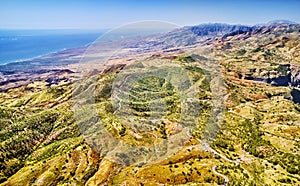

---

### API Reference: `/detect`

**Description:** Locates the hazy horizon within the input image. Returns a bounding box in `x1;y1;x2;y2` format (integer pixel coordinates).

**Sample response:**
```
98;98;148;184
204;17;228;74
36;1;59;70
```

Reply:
0;20;299;31
1;0;300;29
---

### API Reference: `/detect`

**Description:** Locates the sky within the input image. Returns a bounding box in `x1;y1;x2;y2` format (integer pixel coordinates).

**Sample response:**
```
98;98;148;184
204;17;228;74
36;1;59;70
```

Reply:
0;0;299;29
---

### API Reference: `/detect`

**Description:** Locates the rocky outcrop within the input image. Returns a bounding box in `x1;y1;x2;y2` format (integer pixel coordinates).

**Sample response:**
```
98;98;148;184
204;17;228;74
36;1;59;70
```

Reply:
249;65;300;87
247;65;300;104
291;88;300;104
270;75;291;86
290;66;300;87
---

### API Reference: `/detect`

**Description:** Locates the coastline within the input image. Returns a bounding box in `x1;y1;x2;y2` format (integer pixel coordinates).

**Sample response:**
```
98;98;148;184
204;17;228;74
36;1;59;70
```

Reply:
0;30;103;67
0;45;87;73
0;44;89;68
0;45;72;66
0;39;96;67
0;44;88;91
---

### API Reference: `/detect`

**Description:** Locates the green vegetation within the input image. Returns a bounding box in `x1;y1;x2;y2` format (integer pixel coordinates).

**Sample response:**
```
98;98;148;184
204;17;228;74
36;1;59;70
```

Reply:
1;24;300;185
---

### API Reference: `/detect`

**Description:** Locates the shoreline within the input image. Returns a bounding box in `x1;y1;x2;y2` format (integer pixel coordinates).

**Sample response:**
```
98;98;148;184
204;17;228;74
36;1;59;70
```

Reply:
0;45;89;68
0;39;96;67
0;48;68;66
0;31;103;67
0;45;88;74
0;44;88;91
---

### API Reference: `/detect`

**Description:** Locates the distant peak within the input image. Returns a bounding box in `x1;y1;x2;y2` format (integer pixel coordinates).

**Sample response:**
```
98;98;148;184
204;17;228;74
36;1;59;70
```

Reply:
266;20;298;25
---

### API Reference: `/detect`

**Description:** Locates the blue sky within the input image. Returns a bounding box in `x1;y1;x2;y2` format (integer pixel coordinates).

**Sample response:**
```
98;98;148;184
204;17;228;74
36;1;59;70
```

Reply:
0;0;299;29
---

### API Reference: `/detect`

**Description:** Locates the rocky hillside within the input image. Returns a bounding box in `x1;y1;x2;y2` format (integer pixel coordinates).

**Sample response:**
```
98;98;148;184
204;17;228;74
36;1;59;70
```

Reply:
0;22;300;185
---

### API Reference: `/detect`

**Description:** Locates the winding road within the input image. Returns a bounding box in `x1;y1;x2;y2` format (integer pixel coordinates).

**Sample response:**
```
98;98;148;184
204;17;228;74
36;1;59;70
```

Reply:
186;130;240;185
212;165;229;185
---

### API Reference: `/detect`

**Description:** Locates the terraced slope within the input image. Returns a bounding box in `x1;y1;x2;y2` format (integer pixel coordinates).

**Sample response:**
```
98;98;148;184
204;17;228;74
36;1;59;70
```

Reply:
0;23;300;185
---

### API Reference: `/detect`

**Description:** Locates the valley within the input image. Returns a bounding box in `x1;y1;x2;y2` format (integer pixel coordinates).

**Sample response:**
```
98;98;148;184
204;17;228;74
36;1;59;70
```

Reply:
0;22;300;185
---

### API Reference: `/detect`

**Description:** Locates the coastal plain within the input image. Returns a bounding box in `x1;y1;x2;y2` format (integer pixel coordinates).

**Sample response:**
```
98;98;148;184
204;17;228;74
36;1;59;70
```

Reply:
0;23;300;185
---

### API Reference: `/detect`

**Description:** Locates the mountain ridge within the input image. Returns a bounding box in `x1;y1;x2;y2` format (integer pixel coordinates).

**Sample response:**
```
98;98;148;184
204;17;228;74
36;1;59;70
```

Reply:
1;21;300;185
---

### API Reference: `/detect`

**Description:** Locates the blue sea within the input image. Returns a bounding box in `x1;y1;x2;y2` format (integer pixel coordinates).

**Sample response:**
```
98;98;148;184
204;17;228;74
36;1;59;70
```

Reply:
0;29;104;65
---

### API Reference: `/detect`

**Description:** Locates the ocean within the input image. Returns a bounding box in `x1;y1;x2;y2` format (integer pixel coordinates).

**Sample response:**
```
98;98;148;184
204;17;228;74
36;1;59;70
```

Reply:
0;29;104;65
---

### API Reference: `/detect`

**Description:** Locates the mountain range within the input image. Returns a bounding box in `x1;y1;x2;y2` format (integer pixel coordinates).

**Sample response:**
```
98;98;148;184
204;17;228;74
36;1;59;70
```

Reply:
0;21;300;185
